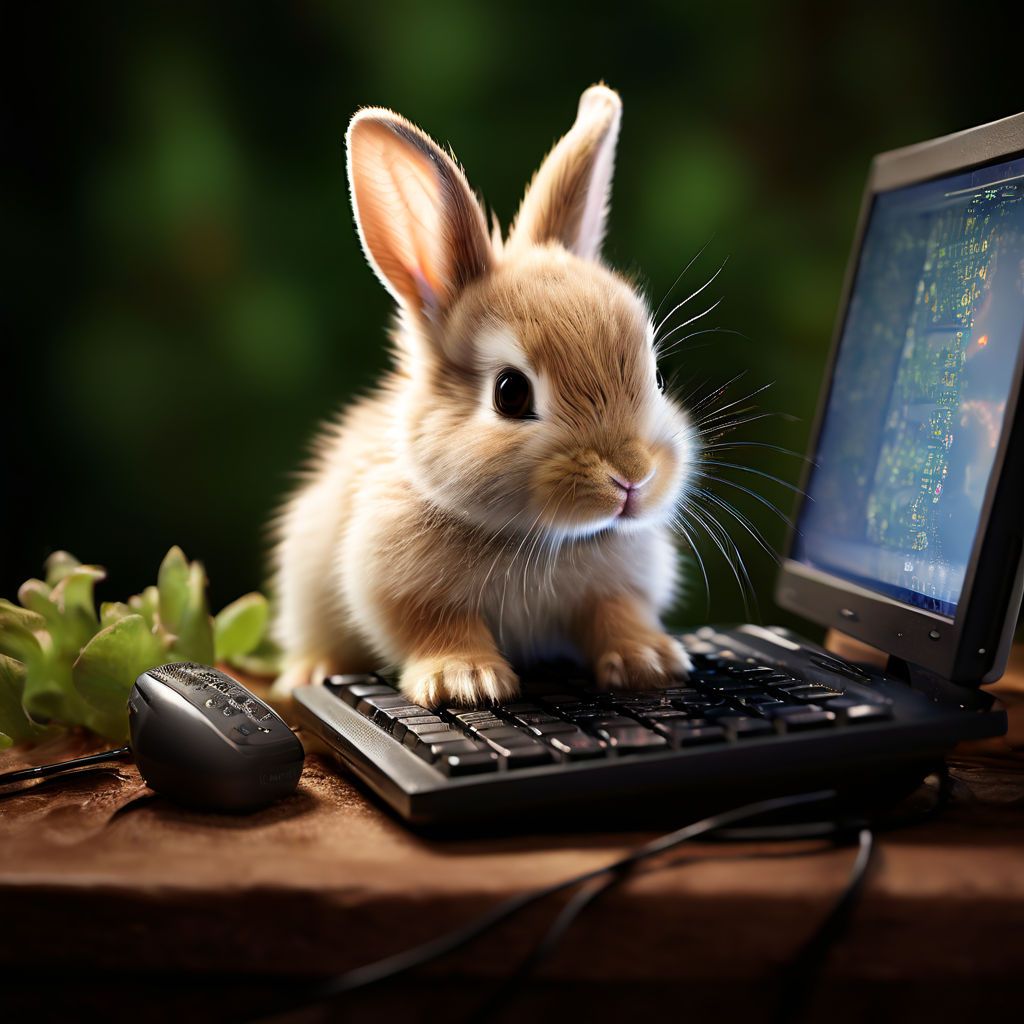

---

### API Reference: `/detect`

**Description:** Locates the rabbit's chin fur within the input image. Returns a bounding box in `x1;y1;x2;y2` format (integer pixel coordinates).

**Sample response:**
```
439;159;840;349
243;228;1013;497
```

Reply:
272;86;698;707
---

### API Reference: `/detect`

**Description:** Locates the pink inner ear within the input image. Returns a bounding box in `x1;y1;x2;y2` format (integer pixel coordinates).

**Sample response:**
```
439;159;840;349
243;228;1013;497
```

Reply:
351;119;448;313
386;151;445;302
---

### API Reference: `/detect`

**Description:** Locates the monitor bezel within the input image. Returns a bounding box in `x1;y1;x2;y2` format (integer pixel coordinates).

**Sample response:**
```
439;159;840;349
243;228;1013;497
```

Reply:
775;112;1024;686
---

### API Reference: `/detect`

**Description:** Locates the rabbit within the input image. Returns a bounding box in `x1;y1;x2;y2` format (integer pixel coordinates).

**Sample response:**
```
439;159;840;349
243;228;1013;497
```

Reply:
272;84;696;707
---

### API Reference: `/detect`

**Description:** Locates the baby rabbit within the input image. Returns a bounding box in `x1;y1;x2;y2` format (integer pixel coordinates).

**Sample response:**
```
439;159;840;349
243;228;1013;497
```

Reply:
273;85;696;706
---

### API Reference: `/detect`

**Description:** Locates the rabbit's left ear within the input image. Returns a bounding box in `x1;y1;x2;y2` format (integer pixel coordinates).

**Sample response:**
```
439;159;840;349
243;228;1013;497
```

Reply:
507;85;622;261
347;108;492;320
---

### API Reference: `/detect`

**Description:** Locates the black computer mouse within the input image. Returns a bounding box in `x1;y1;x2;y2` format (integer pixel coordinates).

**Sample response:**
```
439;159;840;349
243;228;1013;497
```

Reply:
128;663;305;812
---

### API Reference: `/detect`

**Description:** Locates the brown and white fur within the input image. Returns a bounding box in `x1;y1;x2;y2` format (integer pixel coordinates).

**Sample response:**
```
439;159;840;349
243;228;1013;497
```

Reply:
272;85;696;706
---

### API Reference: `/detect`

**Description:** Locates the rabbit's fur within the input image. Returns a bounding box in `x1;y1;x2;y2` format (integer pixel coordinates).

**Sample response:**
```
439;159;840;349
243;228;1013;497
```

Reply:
273;85;696;706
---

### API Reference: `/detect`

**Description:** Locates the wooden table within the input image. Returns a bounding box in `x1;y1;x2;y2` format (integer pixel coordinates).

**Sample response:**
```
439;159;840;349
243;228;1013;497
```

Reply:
2;639;1022;1023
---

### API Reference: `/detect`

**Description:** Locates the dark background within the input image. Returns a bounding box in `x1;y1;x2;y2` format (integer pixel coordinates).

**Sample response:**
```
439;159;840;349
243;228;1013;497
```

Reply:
5;0;1022;632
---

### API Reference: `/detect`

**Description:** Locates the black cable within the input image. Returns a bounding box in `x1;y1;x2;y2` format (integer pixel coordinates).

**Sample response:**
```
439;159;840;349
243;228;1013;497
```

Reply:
469;821;871;1022
0;746;132;787
773;827;876;1024
249;788;837;1023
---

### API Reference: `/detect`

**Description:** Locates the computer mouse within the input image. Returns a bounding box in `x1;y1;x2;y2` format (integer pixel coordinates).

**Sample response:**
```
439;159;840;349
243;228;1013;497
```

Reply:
128;663;305;812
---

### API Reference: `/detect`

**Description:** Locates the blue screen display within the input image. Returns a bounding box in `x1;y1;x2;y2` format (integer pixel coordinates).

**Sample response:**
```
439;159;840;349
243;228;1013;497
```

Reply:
792;155;1024;618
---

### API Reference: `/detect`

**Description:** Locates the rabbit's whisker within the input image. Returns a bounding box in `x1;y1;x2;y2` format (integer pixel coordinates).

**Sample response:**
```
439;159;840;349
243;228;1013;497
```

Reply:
695;487;780;565
682;498;756;619
700;412;797;440
699;459;807;497
701;441;814;464
695;380;774;426
670;511;711;619
652;297;723;351
654;257;729;339
657;327;747;359
650;237;714;325
689;469;796;527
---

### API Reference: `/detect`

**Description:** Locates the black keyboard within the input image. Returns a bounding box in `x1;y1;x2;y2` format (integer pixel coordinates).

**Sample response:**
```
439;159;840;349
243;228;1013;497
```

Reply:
329;653;894;778
294;627;1005;826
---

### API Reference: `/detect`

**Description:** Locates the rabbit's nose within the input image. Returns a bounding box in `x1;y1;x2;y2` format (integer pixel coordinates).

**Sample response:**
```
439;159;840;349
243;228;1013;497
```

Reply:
609;466;656;492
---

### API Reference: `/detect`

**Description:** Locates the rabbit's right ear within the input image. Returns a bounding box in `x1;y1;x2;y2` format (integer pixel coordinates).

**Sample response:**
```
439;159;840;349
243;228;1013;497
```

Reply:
507;85;622;262
347;109;493;321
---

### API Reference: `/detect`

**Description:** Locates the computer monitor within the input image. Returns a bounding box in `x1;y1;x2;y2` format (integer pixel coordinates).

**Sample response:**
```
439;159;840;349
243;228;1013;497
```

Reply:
777;113;1024;685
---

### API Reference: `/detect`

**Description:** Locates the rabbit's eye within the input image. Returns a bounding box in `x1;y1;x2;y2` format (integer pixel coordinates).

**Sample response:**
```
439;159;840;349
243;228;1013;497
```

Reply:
494;369;534;419
656;367;666;393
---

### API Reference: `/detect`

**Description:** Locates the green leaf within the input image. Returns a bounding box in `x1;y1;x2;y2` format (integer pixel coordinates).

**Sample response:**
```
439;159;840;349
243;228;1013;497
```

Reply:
158;546;190;633
0;598;46;631
170;561;214;664
44;551;82;587
225;641;282;678
214;592;268;660
101;601;134;627
0;602;45;663
49;566;105;654
129;585;161;630
72;615;164;720
22;649;90;725
0;655;43;746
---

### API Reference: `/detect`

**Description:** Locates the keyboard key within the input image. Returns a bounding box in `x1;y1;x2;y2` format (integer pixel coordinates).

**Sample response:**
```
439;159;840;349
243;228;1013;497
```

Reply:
596;726;669;753
635;708;690;723
540;694;583;707
654;721;727;747
400;720;452;745
475;727;553;760
523;720;581;737
833;701;892;724
438;751;499;776
338;681;396;707
771;708;837;731
701;704;756;721
357;694;417;716
369;704;433;730
735;695;785;713
774;685;842;702
715;715;775;739
391;715;446;741
502;743;556;769
501;703;545;714
545;732;607;760
452;710;502;723
728;666;778;679
670;697;726;711
702;680;762;694
587;715;637;731
563;708;609;721
511;711;562;726
470;725;527;741
413;737;483;762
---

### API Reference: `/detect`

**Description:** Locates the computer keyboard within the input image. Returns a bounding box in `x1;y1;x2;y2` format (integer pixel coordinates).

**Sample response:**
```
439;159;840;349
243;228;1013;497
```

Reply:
295;627;1005;825
323;651;894;779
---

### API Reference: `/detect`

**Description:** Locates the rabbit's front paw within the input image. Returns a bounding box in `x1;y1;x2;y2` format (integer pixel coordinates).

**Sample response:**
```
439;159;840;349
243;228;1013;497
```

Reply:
594;631;692;690
400;655;520;708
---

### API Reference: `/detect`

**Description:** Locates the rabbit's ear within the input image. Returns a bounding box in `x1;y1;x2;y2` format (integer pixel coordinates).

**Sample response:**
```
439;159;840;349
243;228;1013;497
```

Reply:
508;85;622;261
347;109;492;319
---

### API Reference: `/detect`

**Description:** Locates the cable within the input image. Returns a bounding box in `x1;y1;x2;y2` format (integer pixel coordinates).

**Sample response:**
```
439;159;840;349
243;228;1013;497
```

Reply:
249;788;837;1023
0;746;132;787
469;821;872;1022
773;828;876;1023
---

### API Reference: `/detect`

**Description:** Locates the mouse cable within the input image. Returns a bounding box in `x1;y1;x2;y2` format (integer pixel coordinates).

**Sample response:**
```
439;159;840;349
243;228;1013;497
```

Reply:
473;765;951;1022
468;824;874;1024
772;827;875;1024
0;747;132;788
249;788;838;1023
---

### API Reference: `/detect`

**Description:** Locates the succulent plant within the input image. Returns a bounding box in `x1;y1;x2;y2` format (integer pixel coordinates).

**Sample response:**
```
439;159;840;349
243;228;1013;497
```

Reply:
0;548;279;748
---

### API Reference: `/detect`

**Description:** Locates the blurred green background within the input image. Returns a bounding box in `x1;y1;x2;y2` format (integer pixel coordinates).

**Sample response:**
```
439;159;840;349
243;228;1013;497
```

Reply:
5;0;1021;631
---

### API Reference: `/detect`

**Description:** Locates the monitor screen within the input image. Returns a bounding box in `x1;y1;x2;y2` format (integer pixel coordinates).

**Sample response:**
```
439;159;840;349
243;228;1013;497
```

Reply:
791;154;1024;619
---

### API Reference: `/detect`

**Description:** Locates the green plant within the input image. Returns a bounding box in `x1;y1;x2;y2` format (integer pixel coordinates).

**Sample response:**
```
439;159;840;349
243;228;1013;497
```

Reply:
0;548;279;748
